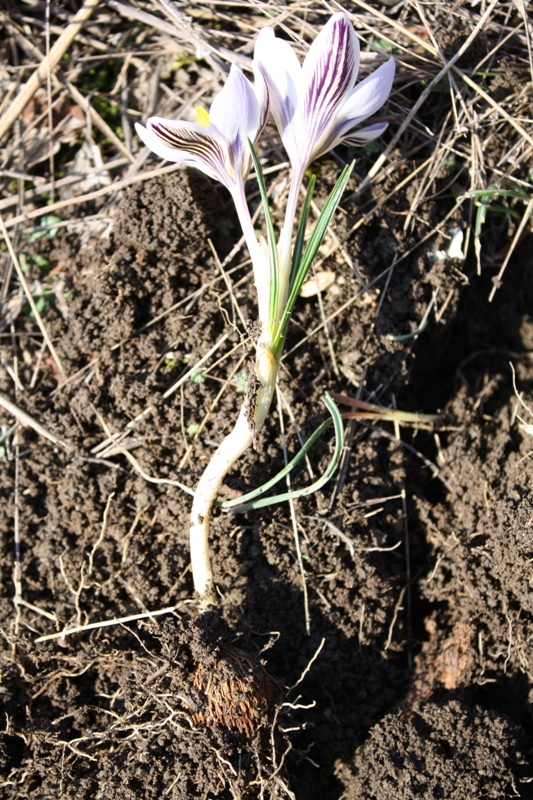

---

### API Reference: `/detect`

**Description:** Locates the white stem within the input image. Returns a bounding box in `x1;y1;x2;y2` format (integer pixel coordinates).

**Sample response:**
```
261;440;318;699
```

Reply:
190;334;277;609
231;184;270;323
277;166;305;316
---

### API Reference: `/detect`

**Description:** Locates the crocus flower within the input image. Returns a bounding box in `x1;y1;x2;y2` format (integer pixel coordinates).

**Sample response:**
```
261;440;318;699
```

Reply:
254;12;394;304
135;63;267;193
135;63;271;320
254;12;395;177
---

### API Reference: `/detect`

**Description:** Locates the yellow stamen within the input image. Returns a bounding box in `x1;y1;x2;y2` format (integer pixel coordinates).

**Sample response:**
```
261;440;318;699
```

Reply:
195;105;210;127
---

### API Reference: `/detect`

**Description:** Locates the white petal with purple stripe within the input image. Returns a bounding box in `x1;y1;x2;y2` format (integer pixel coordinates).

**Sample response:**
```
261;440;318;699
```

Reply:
135;119;234;188
299;13;359;160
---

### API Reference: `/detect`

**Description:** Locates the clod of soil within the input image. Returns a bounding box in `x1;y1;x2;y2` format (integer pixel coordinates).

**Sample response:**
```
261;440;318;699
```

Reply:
344;699;528;800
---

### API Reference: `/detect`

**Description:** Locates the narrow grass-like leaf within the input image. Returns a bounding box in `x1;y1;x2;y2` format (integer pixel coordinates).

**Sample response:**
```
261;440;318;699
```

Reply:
273;162;354;358
465;188;531;202
248;138;278;331
387;315;429;342
221;392;344;513
288;175;316;292
297;161;354;280
220;416;330;509
333;393;439;424
465;183;533;258
476;205;521;219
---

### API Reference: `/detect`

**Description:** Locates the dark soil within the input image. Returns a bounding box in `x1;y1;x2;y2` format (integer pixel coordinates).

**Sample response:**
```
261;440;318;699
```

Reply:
1;166;533;799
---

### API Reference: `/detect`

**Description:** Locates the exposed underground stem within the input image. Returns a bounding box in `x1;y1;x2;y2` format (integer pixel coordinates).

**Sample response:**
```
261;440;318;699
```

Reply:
190;336;277;610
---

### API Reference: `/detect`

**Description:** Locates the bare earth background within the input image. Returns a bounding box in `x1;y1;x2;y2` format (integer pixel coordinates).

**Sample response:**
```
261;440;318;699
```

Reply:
1;2;533;798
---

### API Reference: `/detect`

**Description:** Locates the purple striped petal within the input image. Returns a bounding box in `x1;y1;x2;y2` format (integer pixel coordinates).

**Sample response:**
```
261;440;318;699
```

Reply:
343;121;389;146
298;14;359;163
136;119;234;189
299;13;359;156
252;14;394;171
336;58;395;136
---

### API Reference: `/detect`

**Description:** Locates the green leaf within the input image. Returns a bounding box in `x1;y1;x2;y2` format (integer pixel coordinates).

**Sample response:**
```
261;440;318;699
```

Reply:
34;296;47;315
33;254;50;269
221;392;344;512
22;215;62;243
190;370;205;384
273;162;354;358
465;182;533;250
465;187;531;202
388;315;429;342
19;252;30;275
288;175;316;295
363;141;381;155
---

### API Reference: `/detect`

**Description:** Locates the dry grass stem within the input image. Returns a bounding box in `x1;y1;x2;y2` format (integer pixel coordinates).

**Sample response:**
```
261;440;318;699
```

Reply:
0;391;73;451
0;0;102;141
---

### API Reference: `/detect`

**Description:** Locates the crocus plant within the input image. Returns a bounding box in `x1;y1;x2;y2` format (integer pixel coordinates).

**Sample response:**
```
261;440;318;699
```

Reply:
136;13;395;609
